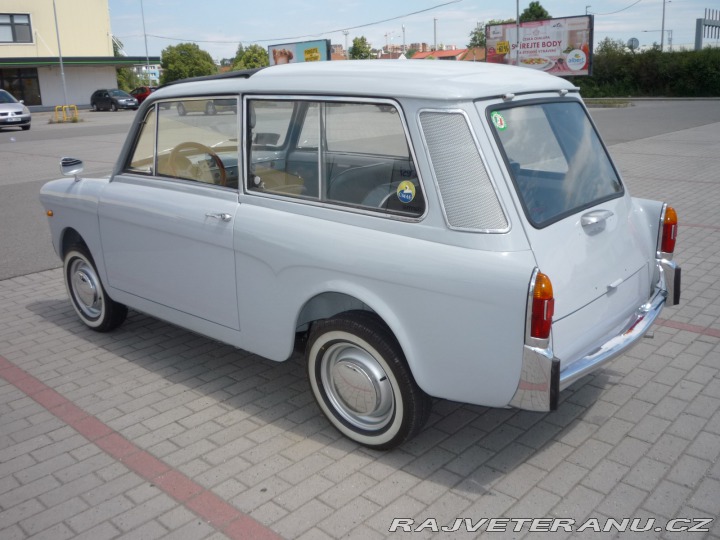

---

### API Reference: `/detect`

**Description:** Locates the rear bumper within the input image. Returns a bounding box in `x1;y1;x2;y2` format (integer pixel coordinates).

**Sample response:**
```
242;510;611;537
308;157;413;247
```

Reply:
509;258;680;412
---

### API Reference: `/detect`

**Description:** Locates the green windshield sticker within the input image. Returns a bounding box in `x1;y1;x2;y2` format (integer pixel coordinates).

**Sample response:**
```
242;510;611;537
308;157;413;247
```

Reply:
491;111;507;131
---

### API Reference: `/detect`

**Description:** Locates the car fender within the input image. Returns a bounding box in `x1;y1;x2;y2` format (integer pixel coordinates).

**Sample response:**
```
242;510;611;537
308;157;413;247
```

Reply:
39;177;110;281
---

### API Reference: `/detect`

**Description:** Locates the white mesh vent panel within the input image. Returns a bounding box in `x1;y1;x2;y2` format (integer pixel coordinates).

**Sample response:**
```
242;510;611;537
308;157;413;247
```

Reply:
420;112;508;231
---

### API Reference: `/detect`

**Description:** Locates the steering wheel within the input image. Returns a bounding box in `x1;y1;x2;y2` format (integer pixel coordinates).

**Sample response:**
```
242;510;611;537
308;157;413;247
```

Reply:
169;141;227;186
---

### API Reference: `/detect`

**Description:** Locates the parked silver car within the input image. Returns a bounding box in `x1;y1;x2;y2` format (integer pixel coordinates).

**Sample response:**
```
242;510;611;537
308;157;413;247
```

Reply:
40;62;681;449
0;89;31;130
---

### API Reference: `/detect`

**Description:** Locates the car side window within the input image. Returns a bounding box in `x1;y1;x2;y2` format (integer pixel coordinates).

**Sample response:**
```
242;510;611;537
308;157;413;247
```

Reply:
126;98;240;189
247;99;424;218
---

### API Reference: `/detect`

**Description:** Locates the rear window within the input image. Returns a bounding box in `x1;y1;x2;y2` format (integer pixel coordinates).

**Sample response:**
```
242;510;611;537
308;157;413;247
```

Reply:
489;100;623;228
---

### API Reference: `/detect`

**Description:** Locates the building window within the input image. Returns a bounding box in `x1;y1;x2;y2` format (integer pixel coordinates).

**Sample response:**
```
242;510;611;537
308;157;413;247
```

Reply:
0;14;32;43
0;68;41;105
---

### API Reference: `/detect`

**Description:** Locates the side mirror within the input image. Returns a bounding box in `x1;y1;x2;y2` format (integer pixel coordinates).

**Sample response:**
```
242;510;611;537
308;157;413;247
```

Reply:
60;157;84;181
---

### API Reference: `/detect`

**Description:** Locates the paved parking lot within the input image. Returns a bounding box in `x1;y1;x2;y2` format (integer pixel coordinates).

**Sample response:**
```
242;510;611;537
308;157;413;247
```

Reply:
1;109;719;539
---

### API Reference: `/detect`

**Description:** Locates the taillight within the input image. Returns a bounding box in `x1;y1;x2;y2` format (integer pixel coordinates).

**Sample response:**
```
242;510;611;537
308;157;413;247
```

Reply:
531;272;554;340
661;206;678;254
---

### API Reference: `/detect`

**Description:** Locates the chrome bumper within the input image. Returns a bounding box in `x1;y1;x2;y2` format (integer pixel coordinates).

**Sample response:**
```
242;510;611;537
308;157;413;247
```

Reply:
509;259;680;412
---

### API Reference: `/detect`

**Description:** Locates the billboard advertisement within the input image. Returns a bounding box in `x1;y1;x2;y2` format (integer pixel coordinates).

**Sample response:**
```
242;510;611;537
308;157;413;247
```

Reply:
267;39;332;65
486;15;593;76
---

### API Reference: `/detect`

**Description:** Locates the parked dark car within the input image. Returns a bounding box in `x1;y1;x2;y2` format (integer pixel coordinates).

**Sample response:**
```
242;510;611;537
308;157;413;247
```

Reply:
0;89;31;130
130;86;157;104
90;89;138;111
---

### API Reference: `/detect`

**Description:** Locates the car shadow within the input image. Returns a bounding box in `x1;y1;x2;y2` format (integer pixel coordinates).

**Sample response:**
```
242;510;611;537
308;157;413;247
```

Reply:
25;297;610;501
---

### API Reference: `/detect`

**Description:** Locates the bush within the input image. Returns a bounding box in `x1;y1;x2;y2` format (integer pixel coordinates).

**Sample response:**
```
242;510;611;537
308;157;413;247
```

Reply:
571;45;720;98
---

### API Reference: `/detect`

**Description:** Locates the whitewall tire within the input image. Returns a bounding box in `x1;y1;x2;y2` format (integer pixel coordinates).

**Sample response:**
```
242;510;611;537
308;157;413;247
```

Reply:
306;311;431;449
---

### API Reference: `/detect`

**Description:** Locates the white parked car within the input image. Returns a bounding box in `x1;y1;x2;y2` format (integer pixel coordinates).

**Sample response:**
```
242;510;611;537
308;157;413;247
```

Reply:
40;61;680;449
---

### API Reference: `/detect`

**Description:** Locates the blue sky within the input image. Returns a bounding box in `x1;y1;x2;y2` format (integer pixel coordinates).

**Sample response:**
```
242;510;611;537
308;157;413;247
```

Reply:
108;0;715;61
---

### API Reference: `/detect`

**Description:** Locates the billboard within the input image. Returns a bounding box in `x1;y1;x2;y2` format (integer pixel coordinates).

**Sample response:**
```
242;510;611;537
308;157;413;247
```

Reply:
486;15;593;76
268;39;332;65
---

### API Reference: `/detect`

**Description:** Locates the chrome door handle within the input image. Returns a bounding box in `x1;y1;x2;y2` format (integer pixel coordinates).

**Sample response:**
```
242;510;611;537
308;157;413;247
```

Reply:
581;209;614;227
205;212;232;222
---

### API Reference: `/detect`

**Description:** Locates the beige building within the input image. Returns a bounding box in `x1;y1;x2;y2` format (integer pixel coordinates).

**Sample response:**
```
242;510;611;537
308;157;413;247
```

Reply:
0;0;158;107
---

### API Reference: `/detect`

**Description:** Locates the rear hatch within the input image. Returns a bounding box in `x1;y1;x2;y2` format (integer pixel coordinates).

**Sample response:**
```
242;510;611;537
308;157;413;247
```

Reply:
485;99;655;366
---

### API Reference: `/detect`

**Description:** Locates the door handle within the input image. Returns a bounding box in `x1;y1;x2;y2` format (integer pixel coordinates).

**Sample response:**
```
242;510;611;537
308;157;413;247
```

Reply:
205;212;232;222
581;209;614;227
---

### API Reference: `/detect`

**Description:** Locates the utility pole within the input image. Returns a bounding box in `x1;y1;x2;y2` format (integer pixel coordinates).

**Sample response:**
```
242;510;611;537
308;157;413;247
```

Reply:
343;30;349;58
660;0;666;51
433;18;437;51
52;0;68;107
140;0;150;68
402;24;406;53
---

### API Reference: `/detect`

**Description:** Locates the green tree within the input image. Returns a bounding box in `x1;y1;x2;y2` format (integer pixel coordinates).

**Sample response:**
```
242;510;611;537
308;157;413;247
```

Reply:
405;48;418;59
349;36;373;59
467;18;515;48
112;37;135;91
232;44;246;66
160;43;217;84
233;44;269;70
520;1;550;22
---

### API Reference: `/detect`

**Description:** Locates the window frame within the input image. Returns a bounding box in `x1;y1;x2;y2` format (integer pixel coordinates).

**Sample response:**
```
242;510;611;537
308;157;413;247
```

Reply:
486;97;625;229
0;14;33;44
122;97;241;192
243;94;428;222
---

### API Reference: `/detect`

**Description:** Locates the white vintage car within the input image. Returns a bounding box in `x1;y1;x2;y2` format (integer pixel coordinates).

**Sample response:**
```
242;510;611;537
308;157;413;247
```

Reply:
40;61;680;449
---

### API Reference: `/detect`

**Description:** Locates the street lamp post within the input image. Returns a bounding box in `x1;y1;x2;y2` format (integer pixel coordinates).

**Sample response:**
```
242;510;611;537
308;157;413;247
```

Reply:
51;0;69;107
140;0;150;68
661;0;666;51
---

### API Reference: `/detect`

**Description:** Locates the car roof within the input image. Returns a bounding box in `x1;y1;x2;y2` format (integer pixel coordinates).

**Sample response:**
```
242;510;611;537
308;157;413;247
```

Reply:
153;61;577;102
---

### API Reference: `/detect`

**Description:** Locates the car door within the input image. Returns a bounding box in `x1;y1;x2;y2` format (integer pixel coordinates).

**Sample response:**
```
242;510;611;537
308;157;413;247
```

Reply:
99;91;111;109
98;99;242;330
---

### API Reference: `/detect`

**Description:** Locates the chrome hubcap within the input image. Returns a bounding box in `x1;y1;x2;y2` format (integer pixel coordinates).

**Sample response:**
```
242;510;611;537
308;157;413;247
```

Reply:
69;259;102;319
321;342;394;431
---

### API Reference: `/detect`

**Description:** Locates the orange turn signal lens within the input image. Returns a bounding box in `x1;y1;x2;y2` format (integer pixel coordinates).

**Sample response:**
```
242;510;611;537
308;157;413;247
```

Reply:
661;206;678;254
46;210;54;217
531;272;554;340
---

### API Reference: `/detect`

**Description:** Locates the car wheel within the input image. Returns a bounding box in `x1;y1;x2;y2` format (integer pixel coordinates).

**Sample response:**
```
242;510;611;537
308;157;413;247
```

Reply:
111;102;118;112
177;103;186;116
63;244;127;332
21;125;30;131
205;101;217;115
92;103;98;111
306;310;431;449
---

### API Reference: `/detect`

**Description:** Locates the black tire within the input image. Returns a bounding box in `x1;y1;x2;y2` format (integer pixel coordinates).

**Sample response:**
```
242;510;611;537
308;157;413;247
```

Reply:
111;102;118;112
63;244;127;332
91;103;98;112
177;103;186;116
21;125;30;131
306;310;431;449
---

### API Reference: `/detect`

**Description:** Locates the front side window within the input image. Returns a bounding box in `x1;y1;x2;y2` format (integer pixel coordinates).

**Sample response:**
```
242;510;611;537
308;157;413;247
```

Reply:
0;14;32;43
247;99;424;218
490;100;623;228
126;97;240;189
